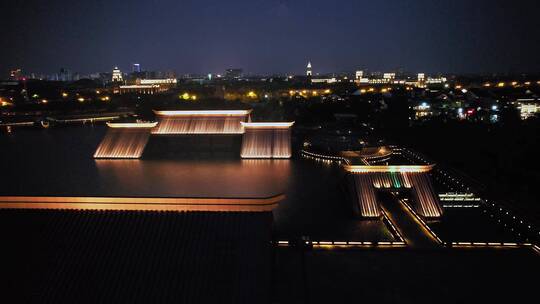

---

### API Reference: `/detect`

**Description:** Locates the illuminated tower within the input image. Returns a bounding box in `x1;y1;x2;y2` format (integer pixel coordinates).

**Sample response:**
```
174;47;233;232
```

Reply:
417;73;426;88
306;61;312;77
112;67;123;82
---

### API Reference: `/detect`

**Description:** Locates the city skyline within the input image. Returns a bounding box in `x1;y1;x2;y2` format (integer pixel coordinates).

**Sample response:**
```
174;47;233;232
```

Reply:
2;0;540;75
2;1;540;303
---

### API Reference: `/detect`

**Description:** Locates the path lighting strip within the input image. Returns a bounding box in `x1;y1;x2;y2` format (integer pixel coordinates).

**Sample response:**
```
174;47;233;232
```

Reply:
312;240;406;248
0;122;36;127
483;198;540;238
275;240;406;248
154;110;252;116
344;165;435;173
399;198;444;245
60;116;121;123
301;150;350;165
106;122;158;128
442;205;480;208
381;209;405;243
449;242;539;255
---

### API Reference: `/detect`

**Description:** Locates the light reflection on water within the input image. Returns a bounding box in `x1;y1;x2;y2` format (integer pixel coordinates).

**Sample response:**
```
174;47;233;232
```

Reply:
95;159;291;198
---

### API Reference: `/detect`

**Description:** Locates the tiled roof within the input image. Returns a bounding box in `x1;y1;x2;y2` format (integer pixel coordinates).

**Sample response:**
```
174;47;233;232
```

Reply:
1;209;273;303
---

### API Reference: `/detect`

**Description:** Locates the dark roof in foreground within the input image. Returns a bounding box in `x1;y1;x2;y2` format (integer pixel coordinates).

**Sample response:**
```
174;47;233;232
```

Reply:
1;209;273;304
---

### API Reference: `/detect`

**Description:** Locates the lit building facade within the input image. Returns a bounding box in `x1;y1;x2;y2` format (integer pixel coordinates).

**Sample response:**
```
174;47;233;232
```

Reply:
116;85;161;95
240;122;294;159
112;67;123;82
519;102;540;119
114;78;177;94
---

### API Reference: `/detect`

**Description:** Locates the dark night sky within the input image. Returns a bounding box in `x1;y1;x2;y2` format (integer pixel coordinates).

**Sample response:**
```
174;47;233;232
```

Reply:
1;0;539;75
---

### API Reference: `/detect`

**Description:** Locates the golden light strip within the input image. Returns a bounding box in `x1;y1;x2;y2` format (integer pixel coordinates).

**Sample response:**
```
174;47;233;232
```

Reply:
311;241;406;249
381;208;405;243
58;116;120;123
344;164;435;173
301;150;350;164
399;197;443;244
153;110;252;116
275;240;407;248
0;122;35;127
0;194;285;212
449;242;539;254
240;122;295;128
106;122;158;128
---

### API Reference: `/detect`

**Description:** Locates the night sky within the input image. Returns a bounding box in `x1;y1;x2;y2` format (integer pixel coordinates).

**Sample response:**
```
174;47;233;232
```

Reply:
1;0;539;75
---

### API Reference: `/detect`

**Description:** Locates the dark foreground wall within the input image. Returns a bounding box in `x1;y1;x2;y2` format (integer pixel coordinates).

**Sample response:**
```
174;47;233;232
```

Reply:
1;210;273;304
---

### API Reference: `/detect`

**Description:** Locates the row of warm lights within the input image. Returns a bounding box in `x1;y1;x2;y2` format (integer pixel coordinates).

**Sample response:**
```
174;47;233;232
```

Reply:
106;122;158;129
443;204;480;208
154;110;252;116
483;81;540;88
289;89;332;96
344;165;435;173
449;242;532;248
76;96;110;102
450;81;540;90
42;97;107;103
485;198;539;236
279;240;537;251
301;150;349;164
276;240;406;247
358;87;396;94
179;92;197;100
32;92;111;103
302;154;344;166
61;90;108;98
240;122;295;128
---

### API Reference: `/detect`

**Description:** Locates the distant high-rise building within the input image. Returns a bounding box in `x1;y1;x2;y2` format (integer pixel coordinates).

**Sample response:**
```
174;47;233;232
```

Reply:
383;73;396;80
355;70;364;80
133;63;141;73
112;67;123;82
418;73;425;81
306;62;312;77
225;69;243;79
